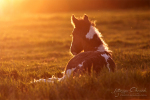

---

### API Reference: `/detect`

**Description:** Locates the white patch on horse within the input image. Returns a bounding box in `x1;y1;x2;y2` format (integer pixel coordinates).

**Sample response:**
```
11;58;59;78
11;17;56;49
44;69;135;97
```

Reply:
107;63;110;72
78;61;85;68
57;75;66;81
86;26;100;39
101;54;110;72
86;26;111;53
66;68;76;76
32;75;60;83
101;54;109;61
58;68;76;81
97;45;106;52
31;68;76;83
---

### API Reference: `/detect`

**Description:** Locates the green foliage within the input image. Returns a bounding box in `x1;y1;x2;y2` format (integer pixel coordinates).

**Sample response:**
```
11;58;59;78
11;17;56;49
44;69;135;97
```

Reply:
0;10;150;99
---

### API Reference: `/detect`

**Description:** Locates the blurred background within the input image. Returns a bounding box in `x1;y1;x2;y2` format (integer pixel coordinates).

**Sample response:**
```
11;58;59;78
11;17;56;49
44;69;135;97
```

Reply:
0;0;149;67
0;1;150;99
0;0;149;15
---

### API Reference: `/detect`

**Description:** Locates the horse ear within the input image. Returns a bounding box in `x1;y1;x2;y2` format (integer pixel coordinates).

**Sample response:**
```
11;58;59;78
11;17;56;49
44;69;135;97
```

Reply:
84;14;89;21
71;15;78;26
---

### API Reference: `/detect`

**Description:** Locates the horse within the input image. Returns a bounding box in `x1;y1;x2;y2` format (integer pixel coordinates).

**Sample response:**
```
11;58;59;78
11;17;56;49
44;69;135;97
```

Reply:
64;15;115;77
32;14;115;83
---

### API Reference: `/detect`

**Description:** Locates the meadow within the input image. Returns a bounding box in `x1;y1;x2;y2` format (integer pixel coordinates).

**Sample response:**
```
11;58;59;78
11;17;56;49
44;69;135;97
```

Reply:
0;10;150;100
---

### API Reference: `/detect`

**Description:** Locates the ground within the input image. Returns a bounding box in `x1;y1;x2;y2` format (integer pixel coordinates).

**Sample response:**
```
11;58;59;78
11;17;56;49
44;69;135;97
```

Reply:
0;9;150;100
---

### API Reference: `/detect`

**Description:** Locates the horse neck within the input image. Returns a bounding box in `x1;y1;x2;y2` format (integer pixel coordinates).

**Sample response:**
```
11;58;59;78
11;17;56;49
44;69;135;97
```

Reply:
83;26;110;53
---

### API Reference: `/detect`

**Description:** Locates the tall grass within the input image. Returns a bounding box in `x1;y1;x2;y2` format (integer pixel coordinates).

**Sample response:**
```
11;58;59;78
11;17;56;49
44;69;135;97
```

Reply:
0;10;150;99
0;69;149;100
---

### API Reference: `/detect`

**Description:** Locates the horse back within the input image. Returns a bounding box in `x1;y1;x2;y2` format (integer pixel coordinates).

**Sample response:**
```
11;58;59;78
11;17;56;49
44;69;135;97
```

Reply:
65;51;115;75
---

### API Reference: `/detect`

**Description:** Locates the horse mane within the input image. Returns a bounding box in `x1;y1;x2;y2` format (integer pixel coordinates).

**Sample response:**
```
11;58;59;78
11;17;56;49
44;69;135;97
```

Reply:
71;15;112;55
93;26;112;53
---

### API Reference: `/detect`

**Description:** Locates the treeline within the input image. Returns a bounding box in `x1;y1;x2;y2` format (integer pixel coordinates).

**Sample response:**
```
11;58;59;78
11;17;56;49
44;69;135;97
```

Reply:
6;0;150;13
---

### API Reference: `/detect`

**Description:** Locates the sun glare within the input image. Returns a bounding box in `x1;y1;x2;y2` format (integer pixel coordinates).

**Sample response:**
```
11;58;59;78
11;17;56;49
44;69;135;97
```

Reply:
0;0;5;6
0;0;18;15
0;0;72;15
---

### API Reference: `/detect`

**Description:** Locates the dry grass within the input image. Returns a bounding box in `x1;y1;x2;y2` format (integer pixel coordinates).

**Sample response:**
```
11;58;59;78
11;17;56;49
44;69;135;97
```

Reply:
0;9;150;100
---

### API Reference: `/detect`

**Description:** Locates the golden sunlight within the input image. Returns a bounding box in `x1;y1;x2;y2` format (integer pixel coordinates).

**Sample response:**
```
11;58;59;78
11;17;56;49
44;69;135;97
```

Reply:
0;0;71;14
0;0;20;15
0;0;5;7
0;0;5;15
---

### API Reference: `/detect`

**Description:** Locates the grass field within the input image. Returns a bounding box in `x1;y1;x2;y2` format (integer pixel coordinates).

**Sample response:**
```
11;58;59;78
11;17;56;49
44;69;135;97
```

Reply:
0;10;150;100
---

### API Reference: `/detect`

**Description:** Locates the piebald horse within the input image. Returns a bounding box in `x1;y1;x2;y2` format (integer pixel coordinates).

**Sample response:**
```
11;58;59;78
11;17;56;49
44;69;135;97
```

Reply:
33;15;115;83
